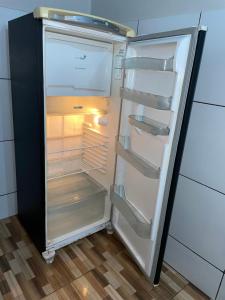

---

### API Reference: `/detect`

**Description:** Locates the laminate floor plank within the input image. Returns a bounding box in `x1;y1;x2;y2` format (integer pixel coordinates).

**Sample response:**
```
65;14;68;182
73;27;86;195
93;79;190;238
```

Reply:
0;217;209;299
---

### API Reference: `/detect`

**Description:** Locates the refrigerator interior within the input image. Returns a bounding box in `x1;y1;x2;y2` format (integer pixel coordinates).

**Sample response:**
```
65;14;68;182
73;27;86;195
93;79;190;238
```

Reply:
44;28;125;247
112;34;192;273
46;97;109;242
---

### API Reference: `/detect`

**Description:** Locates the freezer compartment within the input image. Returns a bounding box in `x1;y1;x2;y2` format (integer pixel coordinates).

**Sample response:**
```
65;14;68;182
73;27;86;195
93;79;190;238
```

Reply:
128;115;170;136
110;185;151;238
123;56;174;71
47;173;107;241
120;88;172;110
116;136;160;179
45;32;113;96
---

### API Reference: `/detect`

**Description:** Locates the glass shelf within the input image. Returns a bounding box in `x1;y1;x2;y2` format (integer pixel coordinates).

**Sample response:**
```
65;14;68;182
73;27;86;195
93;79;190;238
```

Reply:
116;137;160;179
48;156;105;181
123;56;174;71
48;142;108;155
48;173;106;241
48;173;107;210
120;88;172;110
110;185;151;239
47;108;107;116
129;115;170;136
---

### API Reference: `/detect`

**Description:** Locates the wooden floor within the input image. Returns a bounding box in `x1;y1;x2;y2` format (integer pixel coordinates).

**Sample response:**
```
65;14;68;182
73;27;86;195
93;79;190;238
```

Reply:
0;217;209;300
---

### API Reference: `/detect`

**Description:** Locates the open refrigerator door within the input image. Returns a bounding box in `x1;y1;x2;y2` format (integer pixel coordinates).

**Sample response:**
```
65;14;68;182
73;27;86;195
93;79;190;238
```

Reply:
111;27;206;283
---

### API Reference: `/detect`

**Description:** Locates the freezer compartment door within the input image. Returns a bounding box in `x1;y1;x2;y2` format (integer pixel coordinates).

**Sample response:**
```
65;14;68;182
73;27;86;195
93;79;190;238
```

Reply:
111;27;206;283
45;32;113;96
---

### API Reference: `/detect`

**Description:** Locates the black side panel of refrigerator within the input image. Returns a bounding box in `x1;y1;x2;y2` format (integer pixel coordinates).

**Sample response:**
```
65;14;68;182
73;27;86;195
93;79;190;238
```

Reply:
153;30;206;284
8;14;46;252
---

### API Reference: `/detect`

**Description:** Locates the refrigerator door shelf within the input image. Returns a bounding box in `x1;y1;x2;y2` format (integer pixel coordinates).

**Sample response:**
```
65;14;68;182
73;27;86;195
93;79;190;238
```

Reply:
110;185;152;239
120;88;172;110
116;137;160;179
129;115;170;136
123;56;174;71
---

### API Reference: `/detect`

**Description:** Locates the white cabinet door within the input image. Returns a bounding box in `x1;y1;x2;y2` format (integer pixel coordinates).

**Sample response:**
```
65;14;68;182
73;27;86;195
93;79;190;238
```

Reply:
217;276;225;300
0;141;16;195
181;102;225;194
195;9;225;105
0;193;17;220
170;175;225;270
45;33;113;96
0;79;14;141
0;7;24;79
165;236;222;299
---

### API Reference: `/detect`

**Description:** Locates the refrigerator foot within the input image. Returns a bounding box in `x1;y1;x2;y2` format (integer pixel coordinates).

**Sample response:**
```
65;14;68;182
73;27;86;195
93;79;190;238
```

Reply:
106;222;114;235
42;250;56;264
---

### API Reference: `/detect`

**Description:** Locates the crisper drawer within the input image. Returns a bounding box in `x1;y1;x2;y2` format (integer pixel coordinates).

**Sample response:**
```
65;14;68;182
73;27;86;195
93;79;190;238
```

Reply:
165;236;222;299
47;173;107;242
45;32;113;96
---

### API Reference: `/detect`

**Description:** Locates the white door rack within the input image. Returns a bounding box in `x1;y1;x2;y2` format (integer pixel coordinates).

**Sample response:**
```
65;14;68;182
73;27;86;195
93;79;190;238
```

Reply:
129;115;170;136
120;88;172;110
116;137;160;179
122;56;174;71
110;185;151;239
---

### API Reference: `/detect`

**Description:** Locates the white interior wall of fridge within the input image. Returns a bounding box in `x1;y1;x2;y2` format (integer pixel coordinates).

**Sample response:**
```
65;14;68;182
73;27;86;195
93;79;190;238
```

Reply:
43;24;126;248
112;34;192;273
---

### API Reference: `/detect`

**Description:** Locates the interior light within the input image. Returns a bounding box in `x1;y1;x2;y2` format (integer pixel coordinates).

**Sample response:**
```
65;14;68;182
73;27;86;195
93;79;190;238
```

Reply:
94;114;101;126
82;288;88;297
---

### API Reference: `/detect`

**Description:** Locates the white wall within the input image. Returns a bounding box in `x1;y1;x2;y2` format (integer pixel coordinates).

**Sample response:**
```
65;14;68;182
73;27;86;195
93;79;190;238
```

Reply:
0;0;91;13
92;0;225;22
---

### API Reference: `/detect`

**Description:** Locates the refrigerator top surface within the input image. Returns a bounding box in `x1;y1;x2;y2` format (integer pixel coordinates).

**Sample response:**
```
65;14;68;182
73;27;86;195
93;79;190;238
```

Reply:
33;6;136;38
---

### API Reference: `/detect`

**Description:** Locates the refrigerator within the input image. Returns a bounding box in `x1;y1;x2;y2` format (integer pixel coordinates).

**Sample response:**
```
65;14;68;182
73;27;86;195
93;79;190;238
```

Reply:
8;7;206;284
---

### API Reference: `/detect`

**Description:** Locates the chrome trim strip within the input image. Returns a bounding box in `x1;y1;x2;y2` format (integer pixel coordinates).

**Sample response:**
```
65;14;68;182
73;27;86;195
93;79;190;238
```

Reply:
48;13;127;36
